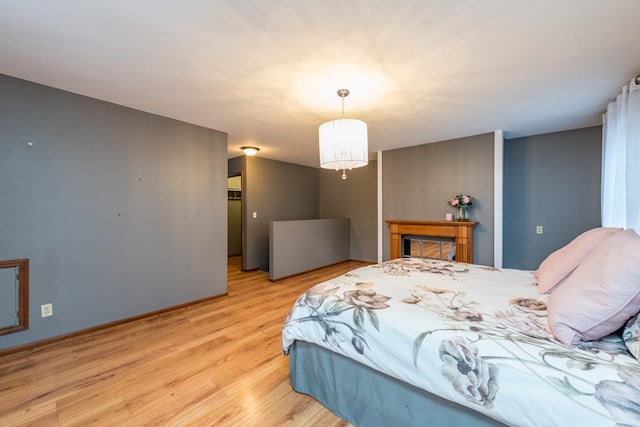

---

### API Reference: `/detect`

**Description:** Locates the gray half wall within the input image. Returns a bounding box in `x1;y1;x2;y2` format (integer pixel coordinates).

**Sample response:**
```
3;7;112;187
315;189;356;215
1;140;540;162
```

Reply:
382;133;495;266
269;218;350;280
503;126;602;270
0;74;228;350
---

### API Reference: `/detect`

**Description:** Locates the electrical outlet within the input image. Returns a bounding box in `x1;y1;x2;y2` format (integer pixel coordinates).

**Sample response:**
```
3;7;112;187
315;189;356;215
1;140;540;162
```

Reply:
41;303;53;317
252;211;257;219
536;226;544;234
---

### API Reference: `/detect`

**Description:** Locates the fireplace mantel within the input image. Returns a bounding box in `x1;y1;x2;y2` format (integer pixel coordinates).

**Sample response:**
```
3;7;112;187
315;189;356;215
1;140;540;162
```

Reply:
385;220;478;263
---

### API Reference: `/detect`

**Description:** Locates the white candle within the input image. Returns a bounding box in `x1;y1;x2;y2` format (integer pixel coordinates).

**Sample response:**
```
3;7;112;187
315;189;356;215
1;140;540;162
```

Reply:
445;213;454;221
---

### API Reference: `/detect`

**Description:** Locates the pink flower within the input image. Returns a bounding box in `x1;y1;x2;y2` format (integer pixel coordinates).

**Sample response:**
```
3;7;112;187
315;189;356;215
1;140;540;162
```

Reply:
447;194;474;208
343;289;391;310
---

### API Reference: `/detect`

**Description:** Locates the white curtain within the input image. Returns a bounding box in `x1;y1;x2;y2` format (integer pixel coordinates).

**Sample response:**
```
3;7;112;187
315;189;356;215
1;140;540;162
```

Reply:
602;75;640;232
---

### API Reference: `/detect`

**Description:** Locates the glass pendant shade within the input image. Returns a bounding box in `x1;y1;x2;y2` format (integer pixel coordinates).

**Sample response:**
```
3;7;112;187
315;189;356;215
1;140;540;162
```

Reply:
318;118;368;171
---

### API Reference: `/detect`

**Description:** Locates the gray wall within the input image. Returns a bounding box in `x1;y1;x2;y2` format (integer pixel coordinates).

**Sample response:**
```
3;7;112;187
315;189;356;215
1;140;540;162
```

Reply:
319;162;377;262
228;157;245;177
269;218;350;280
244;156;319;271
228;199;242;256
382;133;495;265
503;126;602;269
0;74;228;350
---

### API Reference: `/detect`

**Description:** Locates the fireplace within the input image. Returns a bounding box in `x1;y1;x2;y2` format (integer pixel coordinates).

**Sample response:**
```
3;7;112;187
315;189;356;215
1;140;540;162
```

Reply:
386;220;478;263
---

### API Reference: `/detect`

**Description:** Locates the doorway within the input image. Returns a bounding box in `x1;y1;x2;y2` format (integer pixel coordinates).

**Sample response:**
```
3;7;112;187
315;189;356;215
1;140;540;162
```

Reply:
228;175;243;258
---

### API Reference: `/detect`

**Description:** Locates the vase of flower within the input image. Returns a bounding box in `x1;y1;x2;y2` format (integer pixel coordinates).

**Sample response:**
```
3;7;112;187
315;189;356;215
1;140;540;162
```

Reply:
448;194;473;222
457;206;469;221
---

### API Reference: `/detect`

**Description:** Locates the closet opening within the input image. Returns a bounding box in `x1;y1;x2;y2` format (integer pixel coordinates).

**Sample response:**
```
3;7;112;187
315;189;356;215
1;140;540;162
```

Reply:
227;174;243;265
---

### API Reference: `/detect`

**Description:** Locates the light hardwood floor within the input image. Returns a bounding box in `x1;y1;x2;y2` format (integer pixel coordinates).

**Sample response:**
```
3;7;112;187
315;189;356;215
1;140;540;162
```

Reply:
0;257;369;426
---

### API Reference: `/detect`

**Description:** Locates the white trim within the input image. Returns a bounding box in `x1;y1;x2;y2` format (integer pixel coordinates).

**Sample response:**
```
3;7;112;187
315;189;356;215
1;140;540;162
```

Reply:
377;151;383;263
494;130;504;268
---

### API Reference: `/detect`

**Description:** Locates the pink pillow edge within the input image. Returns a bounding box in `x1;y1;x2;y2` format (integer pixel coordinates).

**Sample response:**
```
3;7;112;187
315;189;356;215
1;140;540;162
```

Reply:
535;227;623;295
548;319;578;346
573;289;640;343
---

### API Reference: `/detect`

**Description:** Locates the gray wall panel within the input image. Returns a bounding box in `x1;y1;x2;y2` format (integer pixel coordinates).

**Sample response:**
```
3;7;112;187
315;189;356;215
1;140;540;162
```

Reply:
319;162;377;262
0;74;228;350
228;199;242;256
382;134;495;266
228;156;244;176
503;126;602;269
244;157;319;271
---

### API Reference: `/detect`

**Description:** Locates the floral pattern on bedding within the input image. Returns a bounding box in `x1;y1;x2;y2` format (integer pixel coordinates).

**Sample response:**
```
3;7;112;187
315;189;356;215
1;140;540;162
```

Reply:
282;258;640;427
285;279;391;355
439;336;499;408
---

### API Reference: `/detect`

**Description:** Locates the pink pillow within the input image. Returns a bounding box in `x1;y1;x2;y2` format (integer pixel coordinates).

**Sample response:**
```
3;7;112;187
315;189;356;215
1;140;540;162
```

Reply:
547;229;640;346
535;227;622;294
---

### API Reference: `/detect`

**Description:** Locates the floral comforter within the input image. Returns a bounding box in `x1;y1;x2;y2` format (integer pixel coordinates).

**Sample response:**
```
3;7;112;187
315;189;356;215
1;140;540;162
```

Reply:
282;258;640;427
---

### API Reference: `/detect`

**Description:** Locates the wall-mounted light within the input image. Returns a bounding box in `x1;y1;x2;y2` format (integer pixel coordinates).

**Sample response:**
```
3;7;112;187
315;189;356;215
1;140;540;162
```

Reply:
241;146;260;156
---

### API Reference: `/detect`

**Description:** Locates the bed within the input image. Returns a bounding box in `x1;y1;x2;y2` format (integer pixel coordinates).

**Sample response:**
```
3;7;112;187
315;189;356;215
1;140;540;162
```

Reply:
282;256;640;427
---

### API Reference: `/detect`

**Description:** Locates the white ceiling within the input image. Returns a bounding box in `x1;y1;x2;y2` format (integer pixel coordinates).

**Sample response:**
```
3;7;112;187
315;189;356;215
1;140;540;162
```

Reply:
1;1;639;168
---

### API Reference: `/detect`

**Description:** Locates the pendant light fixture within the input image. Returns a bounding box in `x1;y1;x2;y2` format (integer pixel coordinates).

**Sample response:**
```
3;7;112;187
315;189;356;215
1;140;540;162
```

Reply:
318;89;368;179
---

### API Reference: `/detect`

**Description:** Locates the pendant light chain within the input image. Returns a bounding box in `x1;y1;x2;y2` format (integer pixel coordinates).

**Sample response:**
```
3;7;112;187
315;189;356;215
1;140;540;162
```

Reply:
339;89;348;179
337;88;349;119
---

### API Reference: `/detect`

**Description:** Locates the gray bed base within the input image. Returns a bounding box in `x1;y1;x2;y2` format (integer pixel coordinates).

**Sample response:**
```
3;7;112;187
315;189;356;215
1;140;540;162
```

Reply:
289;341;506;427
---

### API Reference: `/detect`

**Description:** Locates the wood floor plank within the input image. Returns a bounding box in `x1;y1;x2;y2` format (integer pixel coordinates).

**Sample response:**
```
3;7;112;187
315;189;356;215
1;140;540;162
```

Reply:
0;400;59;427
0;257;366;426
